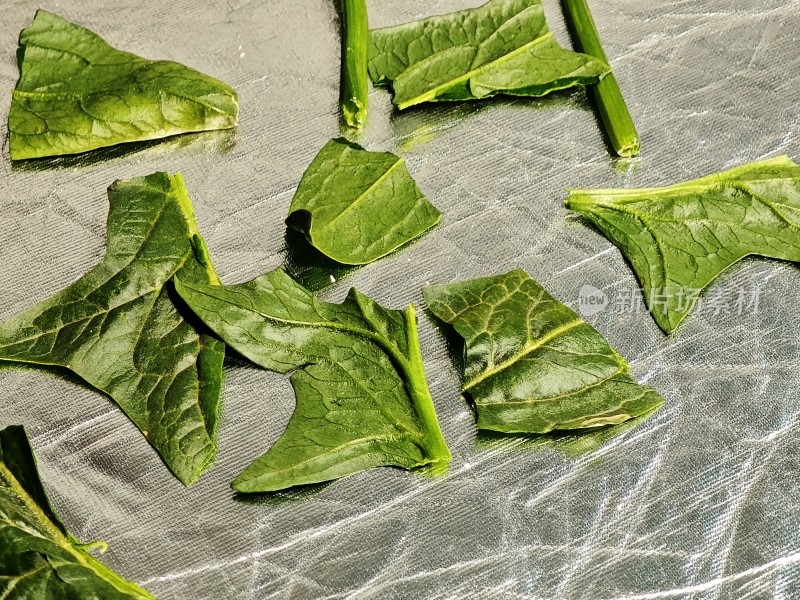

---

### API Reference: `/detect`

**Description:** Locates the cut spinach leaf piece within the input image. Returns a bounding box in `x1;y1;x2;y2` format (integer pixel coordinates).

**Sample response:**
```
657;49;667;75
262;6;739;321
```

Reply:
0;425;157;599
367;0;610;110
286;138;442;265
565;156;800;333
174;268;450;493
424;269;663;433
9;10;238;160
0;173;224;485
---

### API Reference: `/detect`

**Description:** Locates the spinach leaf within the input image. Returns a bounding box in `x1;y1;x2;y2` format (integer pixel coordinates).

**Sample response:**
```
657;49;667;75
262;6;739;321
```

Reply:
565;156;800;333
0;425;157;599
367;0;610;110
174;269;450;493
0;173;224;485
9;10;238;160
286;138;442;265
424;270;663;433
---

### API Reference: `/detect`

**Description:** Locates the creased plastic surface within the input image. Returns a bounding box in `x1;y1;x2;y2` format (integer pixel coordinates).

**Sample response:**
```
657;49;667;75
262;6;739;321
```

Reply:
0;1;798;599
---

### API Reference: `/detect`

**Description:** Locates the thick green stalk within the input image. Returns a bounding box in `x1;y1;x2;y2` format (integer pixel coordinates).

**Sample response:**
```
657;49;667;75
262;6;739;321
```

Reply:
340;0;369;128
561;0;639;157
401;305;451;465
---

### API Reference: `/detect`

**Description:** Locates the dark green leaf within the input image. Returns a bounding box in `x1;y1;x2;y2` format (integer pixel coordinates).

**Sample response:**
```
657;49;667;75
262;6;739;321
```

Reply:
286;138;442;265
476;404;662;456
174;268;450;493
9;10;238;160
565;156;800;333
367;0;610;109
423;269;663;433
0;173;224;485
0;425;157;599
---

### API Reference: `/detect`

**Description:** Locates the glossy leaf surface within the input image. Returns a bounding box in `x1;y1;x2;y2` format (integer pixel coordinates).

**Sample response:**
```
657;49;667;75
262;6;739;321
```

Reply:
9;10;238;160
565;156;800;333
424;269;663;432
367;0;609;109
0;173;224;485
286;139;442;265
175;269;450;492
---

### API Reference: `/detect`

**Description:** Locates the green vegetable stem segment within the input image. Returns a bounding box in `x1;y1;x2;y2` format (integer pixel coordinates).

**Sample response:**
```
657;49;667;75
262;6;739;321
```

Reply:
175;268;451;493
286;138;442;265
561;0;639;157
368;0;610;109
0;425;158;599
566;156;800;333
340;0;369;127
0;173;224;485
424;270;664;432
9;10;238;160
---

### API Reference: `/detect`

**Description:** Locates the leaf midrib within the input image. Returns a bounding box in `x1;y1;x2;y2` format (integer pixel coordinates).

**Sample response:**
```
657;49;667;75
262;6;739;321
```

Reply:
13;84;235;118
0;459;149;596
311;155;405;234
397;31;555;108
463;317;584;391
0;461;153;598
0;462;65;542
474;366;627;407
236;432;421;487
566;172;800;205
180;281;447;452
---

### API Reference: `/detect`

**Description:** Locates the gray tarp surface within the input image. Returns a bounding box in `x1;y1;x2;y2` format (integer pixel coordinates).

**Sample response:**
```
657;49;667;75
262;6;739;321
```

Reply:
1;0;798;598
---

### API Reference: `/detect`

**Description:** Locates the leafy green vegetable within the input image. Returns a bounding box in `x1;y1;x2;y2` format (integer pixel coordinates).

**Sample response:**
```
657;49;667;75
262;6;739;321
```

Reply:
565;156;800;333
561;0;639;156
0;425;157;599
286;138;442;265
174;268;451;493
0;173;224;485
9;10;238;160
340;0;369;127
367;0;610;110
424;269;663;433
476;404;661;456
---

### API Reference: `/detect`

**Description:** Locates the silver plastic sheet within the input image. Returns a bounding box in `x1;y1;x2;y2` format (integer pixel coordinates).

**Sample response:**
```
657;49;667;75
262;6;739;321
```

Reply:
1;0;799;597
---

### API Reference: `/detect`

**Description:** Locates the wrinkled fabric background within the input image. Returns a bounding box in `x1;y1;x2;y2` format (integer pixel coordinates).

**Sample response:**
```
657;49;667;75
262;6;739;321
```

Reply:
1;0;799;598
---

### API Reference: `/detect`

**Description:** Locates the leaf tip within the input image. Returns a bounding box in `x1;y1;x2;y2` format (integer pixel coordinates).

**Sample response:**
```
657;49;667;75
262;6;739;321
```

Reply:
230;472;260;494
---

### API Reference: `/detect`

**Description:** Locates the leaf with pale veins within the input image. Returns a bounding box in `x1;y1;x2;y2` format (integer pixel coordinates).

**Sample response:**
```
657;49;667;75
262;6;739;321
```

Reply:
9;10;238;160
368;0;609;109
286;138;442;265
424;269;663;432
175;268;450;493
0;173;224;485
566;156;800;333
